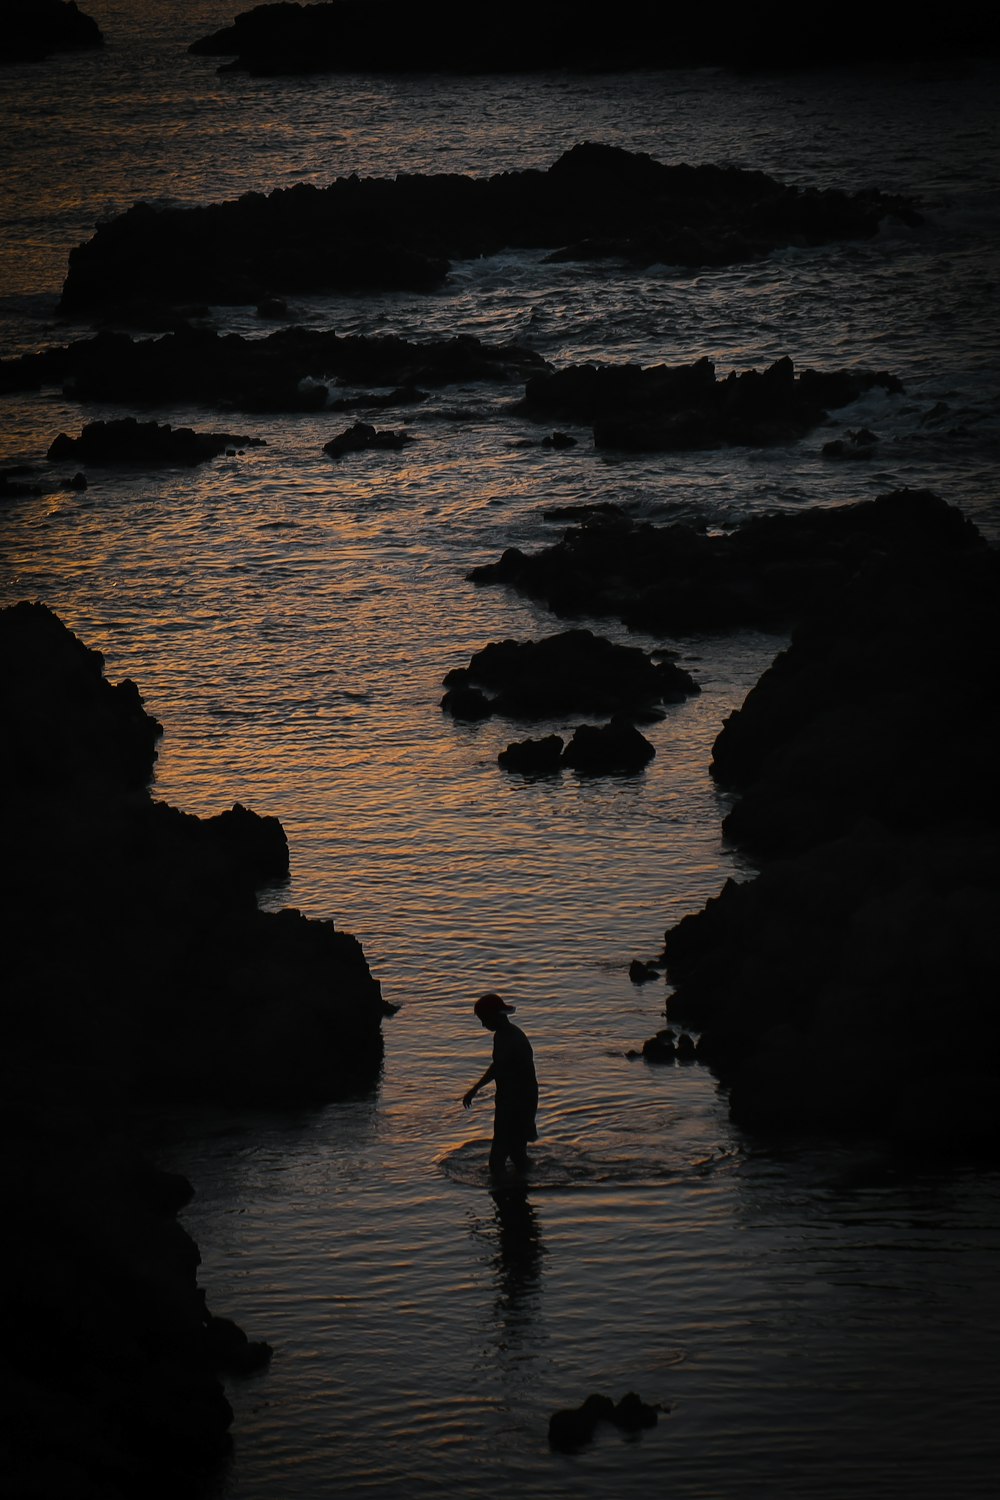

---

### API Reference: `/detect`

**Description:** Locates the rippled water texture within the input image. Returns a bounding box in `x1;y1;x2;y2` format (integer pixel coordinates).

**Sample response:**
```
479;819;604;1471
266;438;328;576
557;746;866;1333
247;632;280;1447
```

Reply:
2;4;1000;1496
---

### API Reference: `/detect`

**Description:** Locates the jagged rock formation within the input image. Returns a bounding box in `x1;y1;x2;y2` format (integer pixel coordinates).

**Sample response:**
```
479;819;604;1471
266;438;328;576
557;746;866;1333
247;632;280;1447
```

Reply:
57;144;920;315
652;500;1000;1150
0;326;547;410
47;418;265;466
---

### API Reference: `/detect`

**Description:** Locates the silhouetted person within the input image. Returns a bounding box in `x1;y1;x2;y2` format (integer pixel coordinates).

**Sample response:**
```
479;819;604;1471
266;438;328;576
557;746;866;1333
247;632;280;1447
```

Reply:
462;993;538;1175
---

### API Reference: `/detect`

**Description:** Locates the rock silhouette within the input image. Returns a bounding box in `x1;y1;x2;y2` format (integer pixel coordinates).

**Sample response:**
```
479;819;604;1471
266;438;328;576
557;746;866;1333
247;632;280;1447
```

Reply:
442;627;698;724
1;0;102;64
653;508;1000;1150
548;1390;662;1451
324;421;413;458
188;3;1000;75
58;144;919;315
515;355;902;451
47;418;265;466
469;488;978;635
0;325;546;410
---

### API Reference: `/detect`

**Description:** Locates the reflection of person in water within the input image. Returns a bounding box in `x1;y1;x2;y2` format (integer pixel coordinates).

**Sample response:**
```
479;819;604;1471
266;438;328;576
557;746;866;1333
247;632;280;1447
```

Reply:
462;993;538;1175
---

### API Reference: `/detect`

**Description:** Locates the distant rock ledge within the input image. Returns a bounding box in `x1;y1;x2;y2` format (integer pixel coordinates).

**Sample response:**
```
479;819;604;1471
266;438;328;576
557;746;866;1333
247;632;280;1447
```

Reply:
188;2;1000;75
1;0;102;64
57;143;920;315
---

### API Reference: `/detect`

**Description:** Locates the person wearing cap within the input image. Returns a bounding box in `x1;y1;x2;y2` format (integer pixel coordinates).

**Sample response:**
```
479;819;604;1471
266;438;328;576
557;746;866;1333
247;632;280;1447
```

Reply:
462;993;538;1175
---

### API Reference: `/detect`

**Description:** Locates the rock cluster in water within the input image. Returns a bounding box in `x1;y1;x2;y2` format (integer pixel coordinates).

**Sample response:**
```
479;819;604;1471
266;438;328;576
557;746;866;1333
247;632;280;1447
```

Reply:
469;487;973;634
651;497;1000;1150
442;628;698;775
57;143;920;315
187;2;1000;74
1;0;102;64
516;355;902;452
548;1390;663;1452
0;326;547;410
47;417;265;467
1;600;390;1494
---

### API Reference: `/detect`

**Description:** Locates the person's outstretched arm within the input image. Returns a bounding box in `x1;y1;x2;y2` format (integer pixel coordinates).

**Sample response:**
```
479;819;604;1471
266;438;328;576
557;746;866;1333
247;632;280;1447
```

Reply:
463;1064;494;1108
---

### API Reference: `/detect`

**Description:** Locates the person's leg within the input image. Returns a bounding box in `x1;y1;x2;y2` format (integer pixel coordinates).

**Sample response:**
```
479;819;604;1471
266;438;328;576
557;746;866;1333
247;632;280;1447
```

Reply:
489;1133;509;1175
509;1137;529;1172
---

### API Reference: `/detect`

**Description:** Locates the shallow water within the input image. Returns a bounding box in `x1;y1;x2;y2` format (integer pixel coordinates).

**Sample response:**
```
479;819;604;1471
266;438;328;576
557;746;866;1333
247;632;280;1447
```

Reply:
3;5;1000;1495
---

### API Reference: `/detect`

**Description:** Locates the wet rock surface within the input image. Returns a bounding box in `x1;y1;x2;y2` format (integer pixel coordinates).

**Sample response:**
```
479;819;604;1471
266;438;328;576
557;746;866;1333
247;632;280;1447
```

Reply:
47;418;265;466
469;487;978;634
516;355;902;451
57;143;919;314
324;421;414;458
652;505;1000;1151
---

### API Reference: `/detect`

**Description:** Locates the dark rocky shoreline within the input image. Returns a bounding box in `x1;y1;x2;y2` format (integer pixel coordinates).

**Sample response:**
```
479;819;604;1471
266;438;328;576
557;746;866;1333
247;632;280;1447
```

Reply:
1;600;390;1494
188;2;1000;76
636;498;1000;1151
1;1;101;65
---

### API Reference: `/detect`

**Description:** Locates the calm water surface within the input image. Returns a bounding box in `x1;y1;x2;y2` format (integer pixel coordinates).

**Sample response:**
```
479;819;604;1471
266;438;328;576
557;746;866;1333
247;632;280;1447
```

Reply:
2;5;1000;1495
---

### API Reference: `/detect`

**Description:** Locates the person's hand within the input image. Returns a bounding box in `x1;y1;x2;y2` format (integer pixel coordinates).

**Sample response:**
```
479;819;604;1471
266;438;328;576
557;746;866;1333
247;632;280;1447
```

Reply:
462;1088;475;1109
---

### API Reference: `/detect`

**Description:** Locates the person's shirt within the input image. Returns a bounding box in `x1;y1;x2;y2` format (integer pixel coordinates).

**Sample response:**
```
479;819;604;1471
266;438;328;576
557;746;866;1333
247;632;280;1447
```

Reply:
491;1021;537;1104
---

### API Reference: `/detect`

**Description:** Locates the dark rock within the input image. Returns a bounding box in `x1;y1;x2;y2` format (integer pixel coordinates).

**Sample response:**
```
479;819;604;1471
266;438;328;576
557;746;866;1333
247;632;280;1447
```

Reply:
498;734;565;774
323;421;413;458
469;487;981;636
255;295;288;319
548;1389;662;1451
58;145;919;315
203;1314;273;1375
629;959;660;983
440;685;492;720
541;430;578;449
0;601;387;1107
188;5;1000;77
659;518;1000;1151
642;1030;677;1063
1;1;102;64
822;426;880;459
47;418;265;467
0;325;545;410
548;1393;615;1451
517;354;902;453
442;628;698;723
675;1032;697;1062
563;717;655;775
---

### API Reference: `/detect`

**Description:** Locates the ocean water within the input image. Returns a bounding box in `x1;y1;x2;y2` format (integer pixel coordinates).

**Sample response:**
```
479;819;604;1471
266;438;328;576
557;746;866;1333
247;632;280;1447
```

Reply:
2;4;1000;1496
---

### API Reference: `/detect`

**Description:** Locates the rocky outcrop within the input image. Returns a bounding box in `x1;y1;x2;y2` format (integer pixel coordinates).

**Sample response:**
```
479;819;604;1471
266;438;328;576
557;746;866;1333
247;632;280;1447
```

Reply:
1;0;102;64
442;628;698;723
548;1390;662;1452
516;355;902;451
655;513;1000;1151
188;3;1000;75
57;144;919;314
469;488;981;635
47;418;265;466
2;1115;268;1499
323;421;413;458
498;719;656;776
0;325;546;409
0;600;387;1106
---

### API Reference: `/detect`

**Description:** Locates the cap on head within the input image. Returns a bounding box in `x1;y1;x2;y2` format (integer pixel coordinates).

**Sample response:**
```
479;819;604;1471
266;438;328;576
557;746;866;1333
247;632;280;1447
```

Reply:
474;992;515;1020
